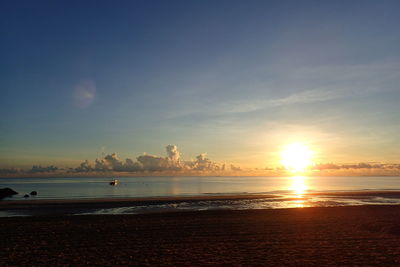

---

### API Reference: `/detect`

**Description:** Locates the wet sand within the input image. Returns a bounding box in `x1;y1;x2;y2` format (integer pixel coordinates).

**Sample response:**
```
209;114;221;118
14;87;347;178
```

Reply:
0;194;279;216
1;205;400;266
2;191;400;216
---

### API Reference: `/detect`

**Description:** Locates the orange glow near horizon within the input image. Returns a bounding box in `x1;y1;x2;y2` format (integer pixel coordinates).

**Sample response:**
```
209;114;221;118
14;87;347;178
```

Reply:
280;143;313;173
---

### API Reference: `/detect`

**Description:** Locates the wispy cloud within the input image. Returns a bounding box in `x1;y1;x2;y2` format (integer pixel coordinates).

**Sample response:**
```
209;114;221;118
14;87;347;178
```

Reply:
165;60;400;118
73;79;96;108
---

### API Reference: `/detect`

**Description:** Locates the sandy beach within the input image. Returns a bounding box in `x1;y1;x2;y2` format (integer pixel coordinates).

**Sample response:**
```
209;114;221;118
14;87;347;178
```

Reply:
1;205;400;266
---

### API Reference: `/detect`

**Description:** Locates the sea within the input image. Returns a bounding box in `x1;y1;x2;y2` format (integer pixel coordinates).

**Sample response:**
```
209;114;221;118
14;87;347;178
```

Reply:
1;176;400;216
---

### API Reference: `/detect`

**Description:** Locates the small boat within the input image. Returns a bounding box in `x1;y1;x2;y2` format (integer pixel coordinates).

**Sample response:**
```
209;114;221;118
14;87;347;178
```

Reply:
109;179;118;186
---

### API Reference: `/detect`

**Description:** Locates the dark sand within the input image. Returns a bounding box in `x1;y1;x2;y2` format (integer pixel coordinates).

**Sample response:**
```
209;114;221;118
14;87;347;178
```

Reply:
1;205;400;266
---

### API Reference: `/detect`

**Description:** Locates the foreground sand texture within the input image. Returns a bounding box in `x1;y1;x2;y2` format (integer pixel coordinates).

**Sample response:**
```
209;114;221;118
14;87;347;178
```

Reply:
1;206;400;266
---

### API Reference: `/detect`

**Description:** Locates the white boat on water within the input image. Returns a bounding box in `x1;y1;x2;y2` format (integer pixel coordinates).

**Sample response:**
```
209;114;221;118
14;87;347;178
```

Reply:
109;179;118;185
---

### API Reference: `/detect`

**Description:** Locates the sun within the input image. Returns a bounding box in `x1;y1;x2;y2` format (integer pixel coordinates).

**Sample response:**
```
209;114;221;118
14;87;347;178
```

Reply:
280;143;313;173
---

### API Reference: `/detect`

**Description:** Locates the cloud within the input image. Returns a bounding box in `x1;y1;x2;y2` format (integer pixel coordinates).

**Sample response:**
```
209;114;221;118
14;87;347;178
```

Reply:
166;61;400;118
94;153;124;171
312;162;400;170
73;79;96;108
72;145;226;173
188;153;220;171
165;144;183;170
268;88;340;107
75;160;93;172
76;154;142;172
123;158;142;172
0;168;22;174
230;164;241;171
166;144;180;162
85;145;185;172
29;165;58;173
181;153;228;171
136;154;169;171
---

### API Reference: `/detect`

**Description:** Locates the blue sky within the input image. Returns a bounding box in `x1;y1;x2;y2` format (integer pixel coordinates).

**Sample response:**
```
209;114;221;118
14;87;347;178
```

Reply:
1;0;400;168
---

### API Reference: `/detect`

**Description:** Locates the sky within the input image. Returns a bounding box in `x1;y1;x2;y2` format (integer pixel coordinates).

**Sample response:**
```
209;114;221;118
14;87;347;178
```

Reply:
1;0;400;169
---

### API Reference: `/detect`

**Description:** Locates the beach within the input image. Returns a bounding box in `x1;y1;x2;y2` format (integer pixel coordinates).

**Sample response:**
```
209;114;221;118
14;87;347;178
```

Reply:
1;205;400;266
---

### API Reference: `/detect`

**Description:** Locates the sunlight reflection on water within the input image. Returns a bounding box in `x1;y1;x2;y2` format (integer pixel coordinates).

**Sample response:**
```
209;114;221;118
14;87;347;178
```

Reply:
289;176;307;197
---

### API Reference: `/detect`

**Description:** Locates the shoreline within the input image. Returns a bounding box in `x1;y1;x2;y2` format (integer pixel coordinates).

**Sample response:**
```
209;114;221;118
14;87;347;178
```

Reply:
1;191;400;216
0;194;279;216
0;194;277;208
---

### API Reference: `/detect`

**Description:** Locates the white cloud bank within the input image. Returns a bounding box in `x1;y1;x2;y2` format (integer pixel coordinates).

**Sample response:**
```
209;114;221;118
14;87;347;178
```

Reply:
73;145;230;173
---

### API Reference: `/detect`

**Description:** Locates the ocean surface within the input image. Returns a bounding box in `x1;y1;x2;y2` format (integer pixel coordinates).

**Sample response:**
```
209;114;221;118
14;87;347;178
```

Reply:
1;176;400;216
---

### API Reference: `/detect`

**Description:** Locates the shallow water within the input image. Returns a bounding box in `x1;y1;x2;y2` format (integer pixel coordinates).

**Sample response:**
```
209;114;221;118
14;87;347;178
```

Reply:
1;176;400;200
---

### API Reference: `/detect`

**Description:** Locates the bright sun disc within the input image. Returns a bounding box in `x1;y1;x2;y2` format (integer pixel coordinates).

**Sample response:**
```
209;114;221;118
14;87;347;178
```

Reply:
280;143;313;172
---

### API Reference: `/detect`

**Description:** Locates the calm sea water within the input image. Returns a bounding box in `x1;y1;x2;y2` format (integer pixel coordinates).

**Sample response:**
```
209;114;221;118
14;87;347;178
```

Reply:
1;176;400;216
1;176;400;200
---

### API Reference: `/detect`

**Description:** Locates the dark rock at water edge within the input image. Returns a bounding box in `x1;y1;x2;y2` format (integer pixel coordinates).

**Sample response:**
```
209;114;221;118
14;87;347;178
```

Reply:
30;191;37;196
0;187;19;199
24;194;29;198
